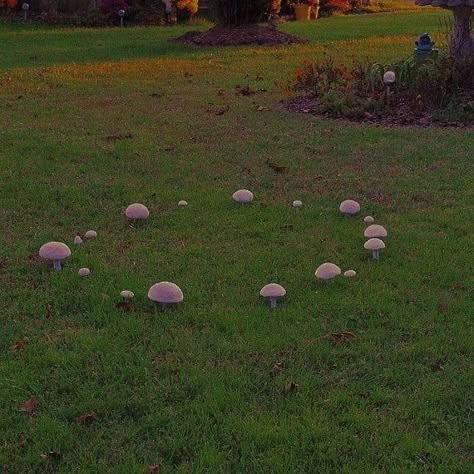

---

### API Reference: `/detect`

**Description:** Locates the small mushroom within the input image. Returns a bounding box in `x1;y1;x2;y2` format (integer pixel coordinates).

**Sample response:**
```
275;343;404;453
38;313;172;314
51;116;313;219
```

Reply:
120;290;134;302
125;203;149;220
148;282;183;310
364;238;385;260
74;236;83;245
178;200;188;208
78;267;90;277
260;283;286;309
39;242;71;271
292;200;303;209
232;189;254;204
315;263;341;282
84;230;97;239
344;269;356;277
364;224;387;239
339;199;361;216
363;216;375;225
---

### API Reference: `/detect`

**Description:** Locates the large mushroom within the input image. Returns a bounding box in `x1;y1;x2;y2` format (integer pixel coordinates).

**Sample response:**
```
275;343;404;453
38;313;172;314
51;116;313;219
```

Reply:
364;238;385;260
415;0;473;58
148;282;183;310
339;200;361;216
232;189;254;204
260;283;286;309
84;230;97;239
39;242;71;271
125;203;149;220
315;263;341;283
364;224;387;239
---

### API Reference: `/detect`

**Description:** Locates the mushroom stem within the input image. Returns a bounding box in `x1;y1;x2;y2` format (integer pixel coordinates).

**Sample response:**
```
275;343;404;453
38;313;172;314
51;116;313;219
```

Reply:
53;260;61;271
269;297;277;309
372;249;380;260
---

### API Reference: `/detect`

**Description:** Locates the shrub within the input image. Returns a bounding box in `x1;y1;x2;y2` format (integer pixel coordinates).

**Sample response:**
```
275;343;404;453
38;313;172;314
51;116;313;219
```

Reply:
210;0;274;25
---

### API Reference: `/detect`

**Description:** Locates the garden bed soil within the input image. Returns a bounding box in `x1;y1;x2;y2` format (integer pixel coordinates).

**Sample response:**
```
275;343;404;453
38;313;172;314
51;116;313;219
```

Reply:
285;95;474;128
175;25;306;47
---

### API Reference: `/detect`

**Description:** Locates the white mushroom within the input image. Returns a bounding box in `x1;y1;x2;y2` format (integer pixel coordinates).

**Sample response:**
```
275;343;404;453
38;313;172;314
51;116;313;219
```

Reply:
339;200;361;216
120;290;134;302
74;236;83;245
232;189;254;204
364;238;385;260
39;242;71;271
315;263;341;282
364;224;387;239
383;71;396;86
292;200;303;210
125;203;149;220
363;216;375;225
178;200;188;207
148;282;183;310
260;283;286;309
84;230;97;239
78;267;90;277
344;270;357;277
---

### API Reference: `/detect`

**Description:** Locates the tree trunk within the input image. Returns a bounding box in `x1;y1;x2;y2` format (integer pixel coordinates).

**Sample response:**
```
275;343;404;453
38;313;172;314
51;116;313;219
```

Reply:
452;7;473;59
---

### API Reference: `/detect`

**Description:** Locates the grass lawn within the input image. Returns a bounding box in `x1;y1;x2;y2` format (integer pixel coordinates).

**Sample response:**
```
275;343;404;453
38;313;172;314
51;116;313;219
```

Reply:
1;7;473;472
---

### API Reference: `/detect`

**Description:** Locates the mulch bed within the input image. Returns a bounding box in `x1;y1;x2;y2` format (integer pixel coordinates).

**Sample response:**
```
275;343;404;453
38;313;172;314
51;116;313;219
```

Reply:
286;95;473;128
175;25;306;47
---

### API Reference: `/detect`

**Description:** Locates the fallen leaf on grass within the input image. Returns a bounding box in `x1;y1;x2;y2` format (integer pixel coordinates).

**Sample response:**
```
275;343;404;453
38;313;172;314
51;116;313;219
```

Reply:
207;105;230;116
266;159;287;174
147;464;160;473
271;362;283;377
40;451;61;461
285;382;298;394
20;396;37;414
431;361;445;372
18;435;27;448
437;299;449;313
257;105;269;112
76;411;96;424
115;301;131;312
325;332;357;345
105;132;133;141
279;224;294;232
10;338;28;352
46;304;53;318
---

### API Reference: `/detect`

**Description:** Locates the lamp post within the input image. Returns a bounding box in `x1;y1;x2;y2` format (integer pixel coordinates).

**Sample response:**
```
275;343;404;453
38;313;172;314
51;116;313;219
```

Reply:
22;2;29;21
383;70;396;105
118;9;125;28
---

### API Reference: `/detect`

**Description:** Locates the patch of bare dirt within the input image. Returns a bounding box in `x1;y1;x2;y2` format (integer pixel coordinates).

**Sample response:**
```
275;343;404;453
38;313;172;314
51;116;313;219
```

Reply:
175;25;306;47
285;95;474;129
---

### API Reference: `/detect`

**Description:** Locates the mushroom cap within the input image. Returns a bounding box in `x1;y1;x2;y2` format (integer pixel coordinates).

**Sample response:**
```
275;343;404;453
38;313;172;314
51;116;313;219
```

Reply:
364;224;387;239
339;199;361;215
148;282;183;304
363;216;375;225
383;71;396;85
260;283;286;298
292;200;303;208
78;267;90;277
232;189;254;203
344;269;357;277
178;200;188;207
364;238;385;250
39;242;71;261
84;230;97;239
125;203;149;220
74;236;83;245
315;262;341;280
120;290;134;299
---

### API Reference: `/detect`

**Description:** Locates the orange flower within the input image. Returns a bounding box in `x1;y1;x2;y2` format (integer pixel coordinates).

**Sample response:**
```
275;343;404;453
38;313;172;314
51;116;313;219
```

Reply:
7;0;17;7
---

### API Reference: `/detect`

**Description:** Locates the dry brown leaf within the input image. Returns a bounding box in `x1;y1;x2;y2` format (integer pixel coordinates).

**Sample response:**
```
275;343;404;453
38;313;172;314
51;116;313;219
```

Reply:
147;464;160;474
325;332;357;345
10;338;28;352
46;304;53;318
285;382;298;393
20;396;37;414
271;362;283;377
76;411;96;424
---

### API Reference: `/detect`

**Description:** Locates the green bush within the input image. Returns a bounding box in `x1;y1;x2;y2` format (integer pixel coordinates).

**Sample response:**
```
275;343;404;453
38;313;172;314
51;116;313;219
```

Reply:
211;0;273;25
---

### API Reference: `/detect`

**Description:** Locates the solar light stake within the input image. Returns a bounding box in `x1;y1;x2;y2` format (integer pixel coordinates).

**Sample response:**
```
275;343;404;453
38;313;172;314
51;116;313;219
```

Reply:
118;9;125;27
22;2;29;21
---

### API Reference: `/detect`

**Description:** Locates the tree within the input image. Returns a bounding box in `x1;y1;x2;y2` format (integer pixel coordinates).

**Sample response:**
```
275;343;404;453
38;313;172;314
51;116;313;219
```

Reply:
416;0;473;58
210;0;274;26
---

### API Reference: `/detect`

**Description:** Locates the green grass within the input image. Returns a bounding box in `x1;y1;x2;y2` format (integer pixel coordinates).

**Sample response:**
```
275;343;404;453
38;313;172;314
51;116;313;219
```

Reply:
1;10;473;473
